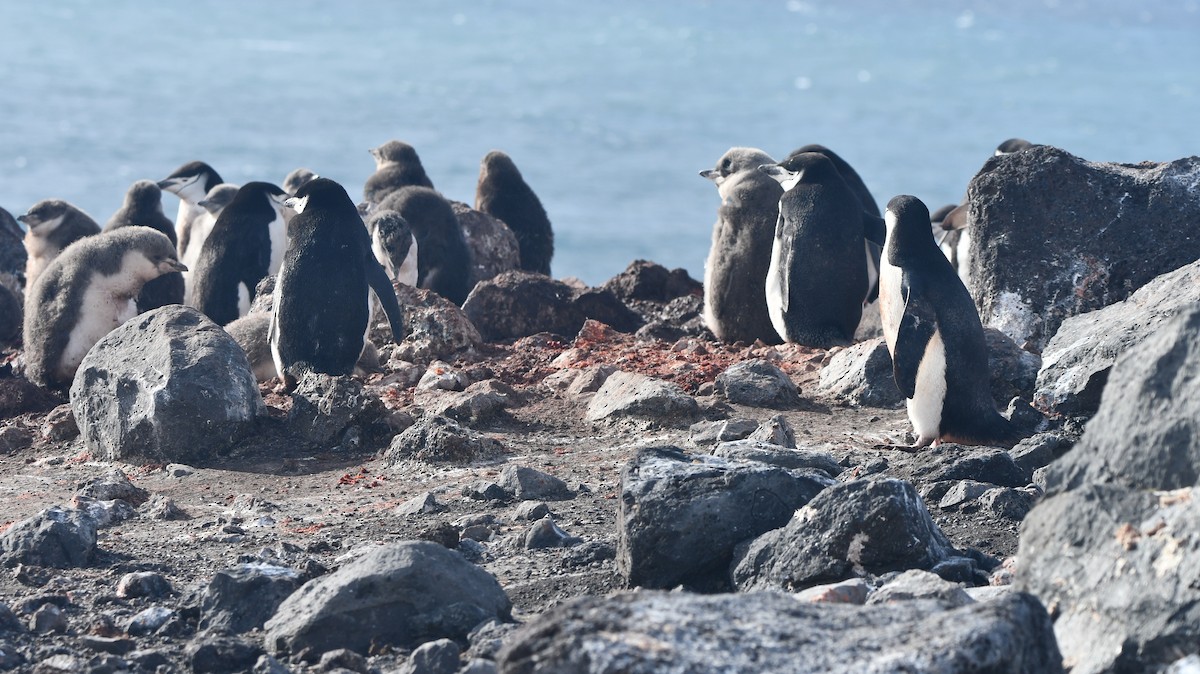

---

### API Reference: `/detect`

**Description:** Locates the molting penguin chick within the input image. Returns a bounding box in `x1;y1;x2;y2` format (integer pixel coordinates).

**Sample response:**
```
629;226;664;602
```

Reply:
377;186;472;305
758;153;880;348
191;182;288;326
157;161;224;262
270;178;405;386
363;140;434;206
283;168;318;196
104;180;185;312
366;209;419;287
879;195;1022;448
22;227;186;389
474;150;553;276
19;199;102;287
699;147;782;345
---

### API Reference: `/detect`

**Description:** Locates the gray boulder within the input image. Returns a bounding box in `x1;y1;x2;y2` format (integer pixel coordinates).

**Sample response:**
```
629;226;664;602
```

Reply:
391;284;482;363
263;541;511;656
1018;484;1199;674
983;328;1042;404
817;338;903;408
1034;259;1200;417
966;145;1200;350
496;590;1062;674
200;563;302;635
747;413;797;447
385;415;504;465
888;443;1028;489
462;271;582;341
451;201;520;288
0;506;97;568
70;306;263;464
714;359;801;408
732;478;955;592
585;371;699;425
867;569;973;608
499;465;573;501
287;372;367;446
618;446;833;590
710;439;843;477
1042;306;1200;493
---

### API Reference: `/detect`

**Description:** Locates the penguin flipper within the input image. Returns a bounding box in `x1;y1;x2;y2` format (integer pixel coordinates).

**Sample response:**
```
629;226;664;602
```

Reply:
893;278;938;399
366;254;406;342
863;213;886;246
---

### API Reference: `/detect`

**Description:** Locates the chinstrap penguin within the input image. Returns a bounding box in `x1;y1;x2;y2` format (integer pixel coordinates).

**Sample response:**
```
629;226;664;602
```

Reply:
226;300;380;384
474;150;554;276
363;140;434;206
22;227;186;389
104;180;185;312
699;147;783;345
377;186;472;305
19;199;101;287
758;152;881;348
191;182;288;326
879;194;1022;448
157;160;223;263
270;177;405;387
367;209;419;287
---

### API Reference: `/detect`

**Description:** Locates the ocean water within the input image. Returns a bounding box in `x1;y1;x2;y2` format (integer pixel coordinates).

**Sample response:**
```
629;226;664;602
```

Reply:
1;1;1197;285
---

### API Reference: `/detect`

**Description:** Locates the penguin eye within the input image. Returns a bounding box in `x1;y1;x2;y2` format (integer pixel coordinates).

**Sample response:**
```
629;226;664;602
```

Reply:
721;158;731;173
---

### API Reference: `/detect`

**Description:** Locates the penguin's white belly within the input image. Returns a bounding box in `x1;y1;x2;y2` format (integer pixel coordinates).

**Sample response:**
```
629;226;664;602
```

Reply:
237;283;251;318
269;261;287;377
180;211;216;305
267;213;286;274
395;236;418;287
906;328;947;444
765;233;787;341
60;275;138;377
955;229;973;289
702;235;719;337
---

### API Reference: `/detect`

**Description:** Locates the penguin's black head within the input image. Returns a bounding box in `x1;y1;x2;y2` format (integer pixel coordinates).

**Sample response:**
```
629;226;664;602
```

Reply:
370;140;421;167
17;199;73;230
369;210;413;245
227;182;287;215
124;180;163;211
157;160;223;194
884;195;940;266
757;152;835;191
285;177;358;218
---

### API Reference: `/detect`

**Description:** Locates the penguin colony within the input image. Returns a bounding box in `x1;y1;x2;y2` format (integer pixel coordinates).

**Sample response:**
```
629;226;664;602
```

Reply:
2;135;1032;449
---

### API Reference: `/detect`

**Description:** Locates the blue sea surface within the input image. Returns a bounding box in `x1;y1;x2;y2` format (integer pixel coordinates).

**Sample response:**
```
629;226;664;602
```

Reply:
1;1;1197;285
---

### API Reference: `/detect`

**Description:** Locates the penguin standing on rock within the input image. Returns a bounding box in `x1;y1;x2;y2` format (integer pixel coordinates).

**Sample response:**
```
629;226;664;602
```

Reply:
363;140;434;206
104;180;185;311
191;182;289;326
19;199;101;287
377;186;472;304
22;227;186;389
474;150;553;275
157;161;224;262
699;147;782;345
879;194;1022;448
270;178;405;387
758;152;882;348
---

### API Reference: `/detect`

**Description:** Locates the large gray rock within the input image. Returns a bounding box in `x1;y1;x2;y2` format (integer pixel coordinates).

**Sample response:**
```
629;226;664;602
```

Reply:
710;440;843;476
451;201;521;288
70;306;263;464
287;372;368;446
732;478;955;592
462;271;583;341
714;359;801;408
1034;259;1200;417
817;338;904;408
966;146;1200;350
888;443;1029;489
1018;484;1200;674
0;506;97;568
391;284;482;363
496;590;1062;674
384;415;504;465
1042;306;1200;494
263;541;511;656
618;446;833;590
199;564;302;635
585;371;699;425
983;328;1042;404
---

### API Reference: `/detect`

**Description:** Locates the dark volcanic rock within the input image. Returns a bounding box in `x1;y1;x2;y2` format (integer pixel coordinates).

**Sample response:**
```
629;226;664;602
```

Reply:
263;541;511;656
602;260;702;304
200;563;302;635
889;443;1028;489
867;569;973;608
983;328;1041;404
400;638;462;674
710;440;843;477
0;283;20;347
391;284;482;363
75;468;149;505
0;506;97;569
287;372;367;446
69;305;263;464
569;287;643;334
966;145;1200;350
499;465;573;501
450;201;521;287
1034;258;1200;418
187;635;264;674
817;338;904;408
1042;306;1200;494
462;271;582;341
732;478;955;592
714;359;801;408
585;371;699;425
384;415;504;464
496;590;1062;674
1018;484;1199;674
618;446;833;591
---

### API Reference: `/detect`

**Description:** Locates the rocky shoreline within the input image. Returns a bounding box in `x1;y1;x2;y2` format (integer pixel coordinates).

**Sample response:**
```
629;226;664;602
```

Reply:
1;145;1199;673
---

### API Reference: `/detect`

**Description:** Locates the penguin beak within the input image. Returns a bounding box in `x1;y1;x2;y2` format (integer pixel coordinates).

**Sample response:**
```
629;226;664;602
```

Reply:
15;214;31;224
757;164;785;177
155;179;178;190
699;169;717;181
160;259;188;273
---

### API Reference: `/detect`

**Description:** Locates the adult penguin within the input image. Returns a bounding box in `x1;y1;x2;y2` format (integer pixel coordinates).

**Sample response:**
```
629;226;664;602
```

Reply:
270;177;404;387
879;194;1022;448
699;147;782;345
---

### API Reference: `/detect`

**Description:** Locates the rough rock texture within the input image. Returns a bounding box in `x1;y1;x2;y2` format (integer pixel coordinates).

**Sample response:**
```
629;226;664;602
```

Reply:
451;201;521;288
966;145;1200;350
602;260;702;304
384;415;504;465
462;271;583;341
496;590;1062;674
199;564;302;635
983;328;1042;404
1042;306;1200;493
390;284;482;363
585;371;699;425
867;569;973;608
817;338;903;408
1034;258;1200;417
714;359;801;408
287;372;368;446
263;541;511;656
570;288;644;334
499;466;573;502
709;440;843;476
69;306;263;464
732;478;955;592
0;507;97;568
888;443;1028;489
1018;484;1199;674
618;446;833;590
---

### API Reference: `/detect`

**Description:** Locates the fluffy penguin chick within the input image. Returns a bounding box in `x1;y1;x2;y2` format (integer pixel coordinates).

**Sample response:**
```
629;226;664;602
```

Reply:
23;227;186;389
377;186;472;305
879;194;1022;448
474;150;553;276
19;199;101;287
363;140;434;206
